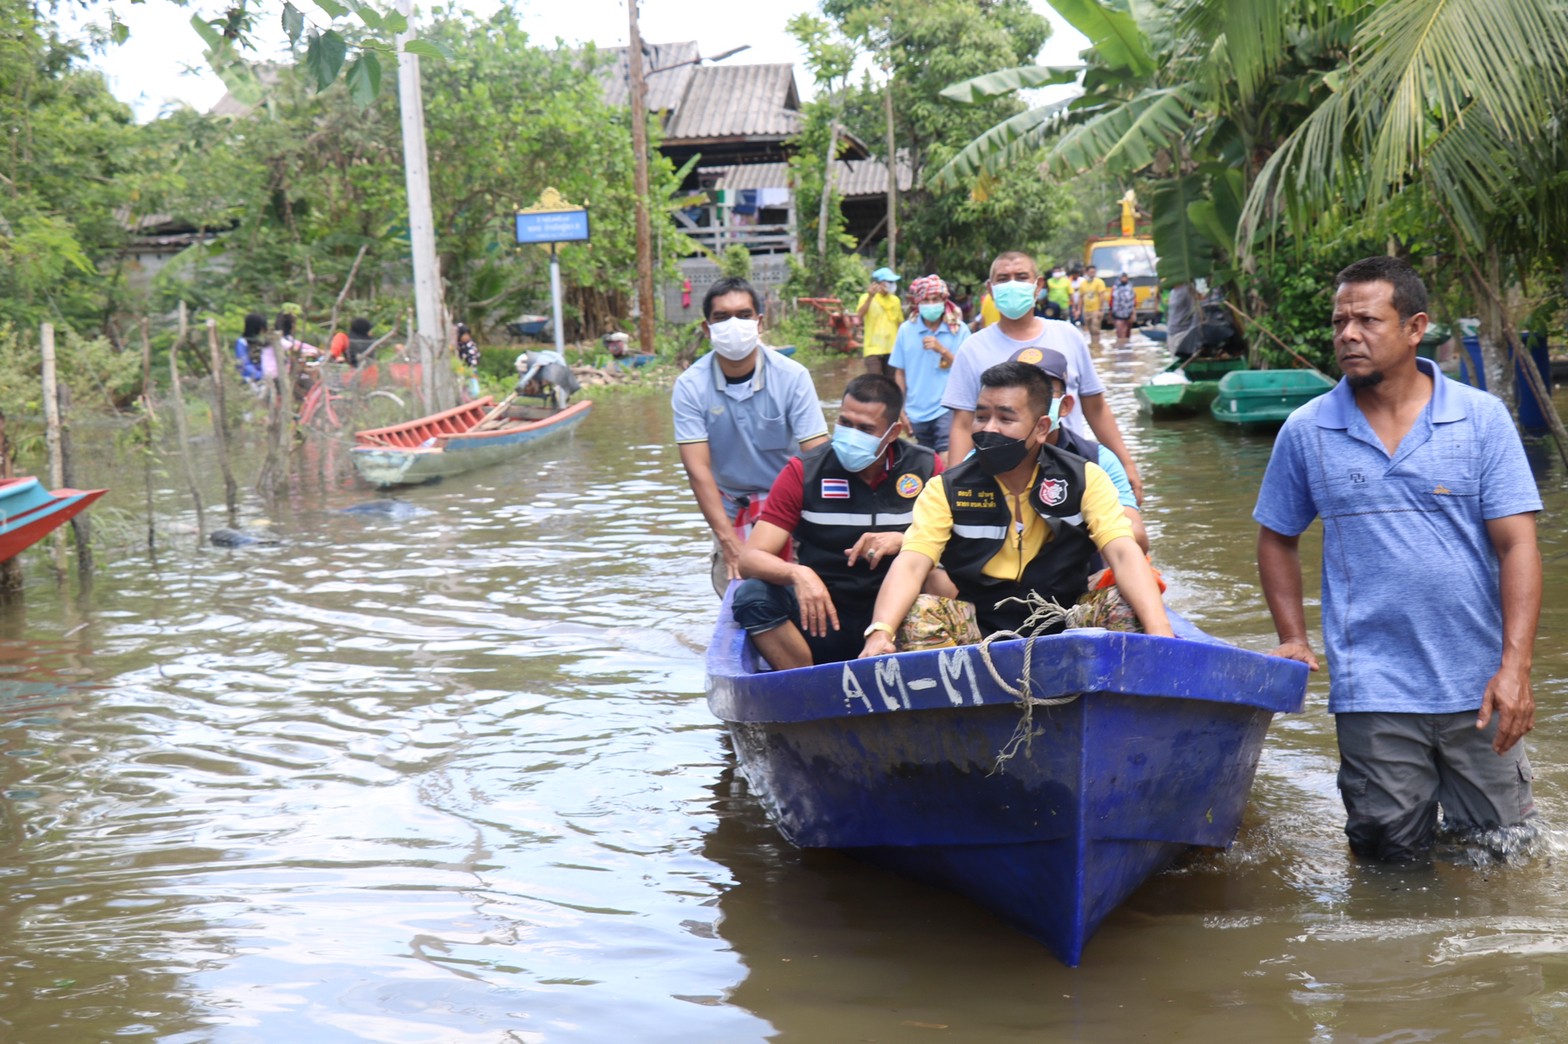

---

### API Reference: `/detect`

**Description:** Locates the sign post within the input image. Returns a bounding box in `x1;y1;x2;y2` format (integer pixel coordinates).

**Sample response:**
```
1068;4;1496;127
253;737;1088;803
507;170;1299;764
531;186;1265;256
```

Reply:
516;189;591;354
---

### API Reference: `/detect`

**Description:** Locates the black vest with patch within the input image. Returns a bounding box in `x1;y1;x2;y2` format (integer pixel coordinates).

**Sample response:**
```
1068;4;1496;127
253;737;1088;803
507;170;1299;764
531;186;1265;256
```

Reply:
940;440;1096;633
797;440;938;603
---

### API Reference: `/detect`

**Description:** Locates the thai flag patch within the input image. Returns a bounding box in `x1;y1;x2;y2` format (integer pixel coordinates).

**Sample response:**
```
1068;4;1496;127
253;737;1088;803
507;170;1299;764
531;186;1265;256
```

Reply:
820;478;851;499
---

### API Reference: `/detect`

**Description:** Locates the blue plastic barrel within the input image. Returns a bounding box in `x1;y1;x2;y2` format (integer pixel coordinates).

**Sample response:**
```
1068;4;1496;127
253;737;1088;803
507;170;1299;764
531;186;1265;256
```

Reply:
1458;333;1552;431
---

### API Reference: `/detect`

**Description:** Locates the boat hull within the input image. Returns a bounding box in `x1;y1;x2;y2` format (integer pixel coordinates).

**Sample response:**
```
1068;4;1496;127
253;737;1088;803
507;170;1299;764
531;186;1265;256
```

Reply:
1211;369;1335;427
351;400;592;486
1137;358;1247;416
0;478;107;562
706;597;1307;966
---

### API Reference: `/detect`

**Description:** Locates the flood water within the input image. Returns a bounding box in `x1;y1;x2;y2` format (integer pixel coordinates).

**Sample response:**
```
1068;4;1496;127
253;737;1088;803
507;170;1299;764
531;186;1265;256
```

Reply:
1;343;1566;1042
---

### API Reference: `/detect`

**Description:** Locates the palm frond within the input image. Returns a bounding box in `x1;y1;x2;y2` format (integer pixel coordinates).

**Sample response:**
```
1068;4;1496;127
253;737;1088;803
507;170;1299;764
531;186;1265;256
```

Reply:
1043;85;1196;177
940;65;1081;104
926;98;1075;190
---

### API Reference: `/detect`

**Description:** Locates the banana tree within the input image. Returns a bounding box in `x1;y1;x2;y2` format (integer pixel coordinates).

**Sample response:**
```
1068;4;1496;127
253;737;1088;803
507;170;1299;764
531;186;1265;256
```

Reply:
931;0;1358;293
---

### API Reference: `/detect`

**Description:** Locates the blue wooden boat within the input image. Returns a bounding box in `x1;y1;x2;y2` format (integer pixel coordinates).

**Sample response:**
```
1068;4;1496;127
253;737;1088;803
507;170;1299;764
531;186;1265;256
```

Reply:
351;397;592;486
0;477;107;562
706;596;1308;966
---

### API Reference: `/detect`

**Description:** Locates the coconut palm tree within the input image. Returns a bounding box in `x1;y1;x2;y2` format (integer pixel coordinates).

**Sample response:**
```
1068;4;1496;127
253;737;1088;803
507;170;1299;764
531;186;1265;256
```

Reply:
1241;0;1568;423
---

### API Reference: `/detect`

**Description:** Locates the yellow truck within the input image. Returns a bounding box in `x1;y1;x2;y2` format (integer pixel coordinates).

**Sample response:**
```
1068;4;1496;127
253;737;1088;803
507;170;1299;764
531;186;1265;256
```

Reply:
1083;191;1159;322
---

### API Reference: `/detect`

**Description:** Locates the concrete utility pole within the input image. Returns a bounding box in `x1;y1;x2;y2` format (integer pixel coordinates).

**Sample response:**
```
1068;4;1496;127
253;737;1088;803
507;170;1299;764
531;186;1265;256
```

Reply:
883;73;897;271
396;0;451;407
626;0;658;354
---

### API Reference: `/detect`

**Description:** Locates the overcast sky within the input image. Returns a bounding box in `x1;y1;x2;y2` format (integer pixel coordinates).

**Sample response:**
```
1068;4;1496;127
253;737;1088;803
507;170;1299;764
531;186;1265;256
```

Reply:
64;0;1089;122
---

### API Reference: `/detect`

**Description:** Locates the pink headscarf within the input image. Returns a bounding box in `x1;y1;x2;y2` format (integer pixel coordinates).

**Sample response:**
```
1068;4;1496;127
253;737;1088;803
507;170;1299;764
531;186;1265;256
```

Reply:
907;274;964;332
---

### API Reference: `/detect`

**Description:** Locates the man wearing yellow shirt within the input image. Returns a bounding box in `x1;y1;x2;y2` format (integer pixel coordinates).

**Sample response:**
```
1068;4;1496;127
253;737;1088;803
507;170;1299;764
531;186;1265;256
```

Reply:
1078;264;1108;348
857;266;904;375
859;359;1172;655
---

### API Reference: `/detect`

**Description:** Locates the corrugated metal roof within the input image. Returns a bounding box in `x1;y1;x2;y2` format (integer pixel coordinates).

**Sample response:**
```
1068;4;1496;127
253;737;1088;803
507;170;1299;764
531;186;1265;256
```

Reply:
699;156;913;198
662;64;803;141
596;42;700;112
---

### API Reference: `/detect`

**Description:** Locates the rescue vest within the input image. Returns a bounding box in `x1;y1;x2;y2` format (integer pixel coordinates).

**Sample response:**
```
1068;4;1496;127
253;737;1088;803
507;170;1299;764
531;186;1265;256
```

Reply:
797;440;938;603
940;441;1096;633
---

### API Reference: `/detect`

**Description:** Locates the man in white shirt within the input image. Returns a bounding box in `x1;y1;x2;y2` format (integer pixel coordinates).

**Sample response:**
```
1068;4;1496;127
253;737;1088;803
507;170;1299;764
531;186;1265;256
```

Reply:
942;250;1145;503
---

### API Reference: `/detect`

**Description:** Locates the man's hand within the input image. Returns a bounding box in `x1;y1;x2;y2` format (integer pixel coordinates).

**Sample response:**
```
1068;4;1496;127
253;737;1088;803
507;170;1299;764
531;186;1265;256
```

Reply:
845;531;903;569
1478;664;1535;754
1268;639;1320;671
1124;462;1145;506
717;532;744;581
792;566;839;638
859;629;896;659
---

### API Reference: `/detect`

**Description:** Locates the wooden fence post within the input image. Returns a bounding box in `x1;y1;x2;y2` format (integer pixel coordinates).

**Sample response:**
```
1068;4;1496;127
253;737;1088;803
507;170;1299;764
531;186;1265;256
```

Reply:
169;304;206;541
207;319;239;526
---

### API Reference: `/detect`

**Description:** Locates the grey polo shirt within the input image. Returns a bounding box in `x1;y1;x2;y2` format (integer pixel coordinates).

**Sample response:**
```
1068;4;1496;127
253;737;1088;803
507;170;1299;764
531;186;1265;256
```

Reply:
672;347;828;504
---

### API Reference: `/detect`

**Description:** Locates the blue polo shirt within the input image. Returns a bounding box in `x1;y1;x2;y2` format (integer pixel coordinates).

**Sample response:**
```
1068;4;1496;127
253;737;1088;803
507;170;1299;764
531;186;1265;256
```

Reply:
672;347;829;505
889;317;967;422
1253;358;1542;714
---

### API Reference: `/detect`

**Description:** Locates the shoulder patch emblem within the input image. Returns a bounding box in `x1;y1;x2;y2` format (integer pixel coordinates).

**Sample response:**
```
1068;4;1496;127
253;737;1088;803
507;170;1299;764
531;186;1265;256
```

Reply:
1039;477;1069;507
896;473;924;498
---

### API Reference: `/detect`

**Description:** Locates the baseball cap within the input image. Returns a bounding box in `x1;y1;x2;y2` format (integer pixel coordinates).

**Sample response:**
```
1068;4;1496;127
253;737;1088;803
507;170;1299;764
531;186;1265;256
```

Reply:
1007;346;1069;383
871;267;899;283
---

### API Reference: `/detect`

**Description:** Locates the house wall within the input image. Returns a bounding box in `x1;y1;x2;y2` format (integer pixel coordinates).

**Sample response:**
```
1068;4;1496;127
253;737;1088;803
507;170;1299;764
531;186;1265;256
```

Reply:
665;255;794;327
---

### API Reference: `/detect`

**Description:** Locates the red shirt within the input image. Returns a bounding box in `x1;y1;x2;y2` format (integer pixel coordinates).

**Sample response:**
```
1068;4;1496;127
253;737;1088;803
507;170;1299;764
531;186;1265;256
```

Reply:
760;445;944;533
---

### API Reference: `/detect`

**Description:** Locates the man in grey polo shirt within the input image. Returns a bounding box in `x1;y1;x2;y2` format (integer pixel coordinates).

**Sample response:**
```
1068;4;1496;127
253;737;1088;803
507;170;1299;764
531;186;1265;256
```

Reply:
673;277;829;595
1255;256;1543;863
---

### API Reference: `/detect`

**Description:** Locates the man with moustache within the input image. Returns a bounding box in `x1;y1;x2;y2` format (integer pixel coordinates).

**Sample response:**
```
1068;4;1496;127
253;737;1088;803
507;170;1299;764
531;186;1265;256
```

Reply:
1254;256;1543;863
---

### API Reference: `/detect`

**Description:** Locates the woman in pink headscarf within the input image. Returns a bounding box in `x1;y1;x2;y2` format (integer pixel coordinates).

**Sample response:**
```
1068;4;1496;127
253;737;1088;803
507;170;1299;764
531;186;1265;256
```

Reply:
888;274;970;454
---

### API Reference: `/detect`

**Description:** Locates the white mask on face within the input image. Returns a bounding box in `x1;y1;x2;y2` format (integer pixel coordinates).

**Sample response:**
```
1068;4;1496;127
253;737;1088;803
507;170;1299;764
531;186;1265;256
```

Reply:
708;317;759;361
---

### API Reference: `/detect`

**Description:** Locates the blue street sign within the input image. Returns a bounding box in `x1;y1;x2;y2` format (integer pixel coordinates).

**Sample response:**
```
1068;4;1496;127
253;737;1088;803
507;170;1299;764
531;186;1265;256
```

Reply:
515;209;591;245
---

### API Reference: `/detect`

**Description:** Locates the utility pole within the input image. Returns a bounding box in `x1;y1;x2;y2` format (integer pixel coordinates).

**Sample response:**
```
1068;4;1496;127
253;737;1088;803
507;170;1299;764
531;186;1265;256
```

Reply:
883;72;897;271
626;0;658;354
396;0;451;407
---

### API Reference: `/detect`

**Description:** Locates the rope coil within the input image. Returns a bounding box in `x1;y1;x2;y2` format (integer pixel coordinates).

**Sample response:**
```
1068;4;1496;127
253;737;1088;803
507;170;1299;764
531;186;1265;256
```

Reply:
979;592;1119;774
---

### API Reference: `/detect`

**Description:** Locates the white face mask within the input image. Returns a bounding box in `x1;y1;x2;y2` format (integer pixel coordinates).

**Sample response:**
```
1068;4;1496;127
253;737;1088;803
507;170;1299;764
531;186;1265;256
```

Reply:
708;317;759;361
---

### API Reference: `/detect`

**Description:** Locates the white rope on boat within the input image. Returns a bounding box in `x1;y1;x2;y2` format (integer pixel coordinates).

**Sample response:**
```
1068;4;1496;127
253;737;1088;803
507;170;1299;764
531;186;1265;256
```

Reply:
980;593;1102;774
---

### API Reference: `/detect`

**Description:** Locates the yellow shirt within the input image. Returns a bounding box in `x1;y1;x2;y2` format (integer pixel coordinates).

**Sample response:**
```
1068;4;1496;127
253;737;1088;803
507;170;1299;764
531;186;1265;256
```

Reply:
857;292;904;356
978;293;1000;328
902;462;1132;582
1080;277;1107;313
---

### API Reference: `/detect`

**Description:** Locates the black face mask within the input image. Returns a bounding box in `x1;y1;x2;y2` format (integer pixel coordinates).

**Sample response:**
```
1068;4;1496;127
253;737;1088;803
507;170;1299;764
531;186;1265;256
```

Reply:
971;430;1033;476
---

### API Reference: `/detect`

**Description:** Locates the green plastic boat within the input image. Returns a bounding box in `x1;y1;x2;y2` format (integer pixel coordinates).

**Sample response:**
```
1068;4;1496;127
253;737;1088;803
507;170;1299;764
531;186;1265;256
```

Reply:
1136;356;1249;416
1210;368;1336;427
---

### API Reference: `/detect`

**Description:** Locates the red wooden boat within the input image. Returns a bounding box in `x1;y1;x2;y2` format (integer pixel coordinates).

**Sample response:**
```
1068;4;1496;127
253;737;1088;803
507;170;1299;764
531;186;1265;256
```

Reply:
0;477;107;561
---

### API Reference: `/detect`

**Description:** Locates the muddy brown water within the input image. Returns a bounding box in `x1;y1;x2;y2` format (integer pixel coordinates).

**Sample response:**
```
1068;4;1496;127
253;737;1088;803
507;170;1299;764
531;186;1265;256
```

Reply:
0;346;1565;1042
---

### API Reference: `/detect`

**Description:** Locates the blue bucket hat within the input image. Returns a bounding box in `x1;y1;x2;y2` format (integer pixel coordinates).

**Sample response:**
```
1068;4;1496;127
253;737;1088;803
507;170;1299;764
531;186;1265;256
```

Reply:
871;267;899;283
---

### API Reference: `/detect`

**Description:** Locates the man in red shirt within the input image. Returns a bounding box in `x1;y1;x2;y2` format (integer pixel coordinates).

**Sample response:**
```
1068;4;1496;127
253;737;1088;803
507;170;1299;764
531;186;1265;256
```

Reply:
733;375;943;669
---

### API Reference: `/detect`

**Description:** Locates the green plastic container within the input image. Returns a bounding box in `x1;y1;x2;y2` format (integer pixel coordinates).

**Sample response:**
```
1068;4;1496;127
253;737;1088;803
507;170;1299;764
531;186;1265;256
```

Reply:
1210;369;1335;427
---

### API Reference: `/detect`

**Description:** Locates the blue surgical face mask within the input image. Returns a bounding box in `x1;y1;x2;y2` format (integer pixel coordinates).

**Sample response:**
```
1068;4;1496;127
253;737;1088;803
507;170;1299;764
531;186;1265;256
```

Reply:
832;422;894;473
918;302;946;322
991;280;1036;320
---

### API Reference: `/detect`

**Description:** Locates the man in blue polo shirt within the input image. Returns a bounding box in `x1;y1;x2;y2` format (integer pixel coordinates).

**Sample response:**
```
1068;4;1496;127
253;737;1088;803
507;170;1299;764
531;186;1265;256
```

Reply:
674;277;830;596
888;273;966;454
1254;256;1543;863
